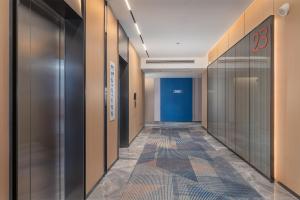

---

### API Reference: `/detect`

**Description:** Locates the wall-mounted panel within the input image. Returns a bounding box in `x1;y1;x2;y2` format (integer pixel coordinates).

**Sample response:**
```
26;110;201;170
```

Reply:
229;14;245;47
207;67;213;133
144;78;155;123
106;6;119;168
245;0;274;34
207;17;273;179
213;62;219;137
217;57;226;143
212;0;274;64
225;47;236;150
208;46;218;64
85;0;105;194
129;43;144;143
154;79;161;121
201;69;208;128
208;51;214;64
0;0;10;199
235;35;250;161
208;61;218;136
209;32;229;63
217;34;229;58
249;17;273;179
193;78;202;122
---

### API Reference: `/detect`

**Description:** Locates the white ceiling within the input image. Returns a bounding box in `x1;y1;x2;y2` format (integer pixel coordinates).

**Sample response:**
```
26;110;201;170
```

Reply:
108;0;254;58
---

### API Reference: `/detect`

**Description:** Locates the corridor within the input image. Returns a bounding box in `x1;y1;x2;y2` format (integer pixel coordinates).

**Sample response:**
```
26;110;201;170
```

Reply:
2;0;300;199
88;123;296;200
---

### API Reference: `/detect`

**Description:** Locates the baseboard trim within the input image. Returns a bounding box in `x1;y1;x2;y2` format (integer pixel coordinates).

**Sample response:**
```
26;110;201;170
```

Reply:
85;173;106;199
128;126;144;146
278;182;300;199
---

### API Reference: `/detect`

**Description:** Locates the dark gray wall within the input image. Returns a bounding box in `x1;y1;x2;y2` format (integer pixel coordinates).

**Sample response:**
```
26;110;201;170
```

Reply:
118;25;129;62
64;18;85;200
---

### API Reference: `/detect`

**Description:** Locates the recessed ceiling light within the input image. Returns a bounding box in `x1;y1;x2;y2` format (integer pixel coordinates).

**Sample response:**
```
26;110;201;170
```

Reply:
124;0;131;10
143;44;147;51
124;0;149;57
134;23;141;35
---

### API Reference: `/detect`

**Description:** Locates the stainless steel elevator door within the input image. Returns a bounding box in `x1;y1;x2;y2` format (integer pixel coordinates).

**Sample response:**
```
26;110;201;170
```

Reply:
17;1;65;199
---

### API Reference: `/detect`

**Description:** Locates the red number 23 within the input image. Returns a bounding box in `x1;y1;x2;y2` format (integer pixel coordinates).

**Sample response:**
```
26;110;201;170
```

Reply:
252;27;269;52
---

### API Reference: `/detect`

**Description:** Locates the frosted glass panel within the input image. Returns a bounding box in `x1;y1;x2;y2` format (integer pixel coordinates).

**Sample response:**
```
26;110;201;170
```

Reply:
235;35;250;161
217;57;226;143
207;16;273;179
249;17;273;178
208;61;218;137
225;48;236;150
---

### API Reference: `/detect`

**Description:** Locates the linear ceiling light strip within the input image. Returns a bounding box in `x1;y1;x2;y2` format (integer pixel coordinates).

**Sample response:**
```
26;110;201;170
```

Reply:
125;0;149;57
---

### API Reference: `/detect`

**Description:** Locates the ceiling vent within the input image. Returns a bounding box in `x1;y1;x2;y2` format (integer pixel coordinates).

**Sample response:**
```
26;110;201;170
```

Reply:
146;59;195;64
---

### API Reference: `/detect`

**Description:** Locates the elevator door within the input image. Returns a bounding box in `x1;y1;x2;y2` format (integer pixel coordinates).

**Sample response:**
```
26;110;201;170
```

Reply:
17;1;64;199
119;57;129;147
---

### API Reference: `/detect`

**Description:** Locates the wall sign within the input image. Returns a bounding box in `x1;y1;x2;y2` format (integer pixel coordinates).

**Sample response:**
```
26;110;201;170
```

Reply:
110;62;116;121
252;26;270;52
173;90;183;94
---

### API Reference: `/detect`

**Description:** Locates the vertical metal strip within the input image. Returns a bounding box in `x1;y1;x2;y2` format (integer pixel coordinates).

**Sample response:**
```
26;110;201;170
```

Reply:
10;0;17;199
117;22;120;158
83;0;87;197
104;0;108;173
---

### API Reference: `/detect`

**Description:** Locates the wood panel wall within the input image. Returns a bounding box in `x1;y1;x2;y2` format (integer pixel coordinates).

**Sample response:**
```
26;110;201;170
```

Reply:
106;6;119;169
0;0;10;199
274;0;300;195
85;0;105;194
245;0;274;34
228;14;245;48
208;0;274;63
128;43;144;143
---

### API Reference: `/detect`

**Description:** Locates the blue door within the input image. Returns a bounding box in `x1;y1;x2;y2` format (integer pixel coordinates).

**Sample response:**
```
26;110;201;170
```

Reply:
160;78;193;122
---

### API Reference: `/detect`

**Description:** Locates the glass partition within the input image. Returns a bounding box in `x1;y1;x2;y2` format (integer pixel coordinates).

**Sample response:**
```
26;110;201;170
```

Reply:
217;56;226;143
207;16;273;179
235;35;250;161
207;63;213;134
249;17;273;178
225;47;236;150
208;61;218;137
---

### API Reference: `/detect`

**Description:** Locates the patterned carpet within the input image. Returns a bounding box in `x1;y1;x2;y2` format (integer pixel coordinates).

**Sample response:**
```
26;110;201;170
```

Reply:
121;124;262;200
